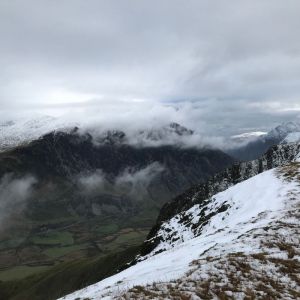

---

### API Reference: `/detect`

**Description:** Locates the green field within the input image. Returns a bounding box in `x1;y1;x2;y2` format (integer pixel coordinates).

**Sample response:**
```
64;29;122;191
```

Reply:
94;223;119;235
31;231;74;246
0;246;141;300
0;216;151;282
0;265;52;282
0;194;159;300
43;244;87;258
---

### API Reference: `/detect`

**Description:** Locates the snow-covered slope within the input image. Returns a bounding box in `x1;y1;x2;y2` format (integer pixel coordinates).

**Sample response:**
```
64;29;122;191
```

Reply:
59;156;300;299
0;115;77;151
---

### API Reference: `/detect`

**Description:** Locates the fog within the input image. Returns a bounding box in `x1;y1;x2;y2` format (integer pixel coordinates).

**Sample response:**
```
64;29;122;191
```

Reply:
0;174;37;227
77;163;164;199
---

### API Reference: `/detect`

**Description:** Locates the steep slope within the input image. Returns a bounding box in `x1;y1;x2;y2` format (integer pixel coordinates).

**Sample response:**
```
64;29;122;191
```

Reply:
141;142;300;255
59;149;300;300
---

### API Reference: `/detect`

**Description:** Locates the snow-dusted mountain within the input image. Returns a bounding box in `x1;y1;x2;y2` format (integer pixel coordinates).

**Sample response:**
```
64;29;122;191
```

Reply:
266;121;300;141
59;142;300;300
0;115;77;151
228;120;300;161
0;115;199;151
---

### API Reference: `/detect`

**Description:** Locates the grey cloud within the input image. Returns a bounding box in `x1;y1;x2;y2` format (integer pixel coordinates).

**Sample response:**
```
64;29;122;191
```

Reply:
0;1;300;134
0;174;37;228
77;169;107;194
77;163;164;199
115;163;165;196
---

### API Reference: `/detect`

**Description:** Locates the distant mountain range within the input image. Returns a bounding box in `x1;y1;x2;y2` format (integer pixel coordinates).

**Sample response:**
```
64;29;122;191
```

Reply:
1;115;300;158
228;121;300;161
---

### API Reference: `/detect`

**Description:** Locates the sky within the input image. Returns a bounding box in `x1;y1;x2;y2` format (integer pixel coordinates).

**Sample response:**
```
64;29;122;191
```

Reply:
1;0;300;135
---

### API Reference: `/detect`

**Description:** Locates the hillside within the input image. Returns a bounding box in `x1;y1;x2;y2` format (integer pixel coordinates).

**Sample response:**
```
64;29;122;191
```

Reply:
60;143;300;299
141;142;300;255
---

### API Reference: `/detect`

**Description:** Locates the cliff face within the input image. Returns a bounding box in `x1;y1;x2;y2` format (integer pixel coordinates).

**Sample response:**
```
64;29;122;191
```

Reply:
141;142;300;256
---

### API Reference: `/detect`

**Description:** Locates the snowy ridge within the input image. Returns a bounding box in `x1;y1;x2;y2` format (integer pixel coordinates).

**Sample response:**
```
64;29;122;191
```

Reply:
59;161;300;299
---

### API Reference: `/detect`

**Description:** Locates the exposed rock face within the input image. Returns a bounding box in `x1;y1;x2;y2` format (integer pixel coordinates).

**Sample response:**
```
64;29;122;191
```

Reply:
141;142;300;256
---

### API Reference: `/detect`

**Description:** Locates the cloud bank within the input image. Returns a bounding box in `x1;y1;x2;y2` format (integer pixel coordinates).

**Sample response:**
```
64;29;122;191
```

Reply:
0;0;300;135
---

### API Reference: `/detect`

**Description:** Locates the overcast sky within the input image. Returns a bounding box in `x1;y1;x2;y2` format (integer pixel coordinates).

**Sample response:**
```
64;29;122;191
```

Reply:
1;0;300;135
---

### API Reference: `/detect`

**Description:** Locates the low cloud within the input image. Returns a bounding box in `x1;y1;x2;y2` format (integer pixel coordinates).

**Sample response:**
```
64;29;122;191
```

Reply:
115;163;165;196
77;163;164;200
77;169;107;194
0;174;37;227
0;99;299;153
